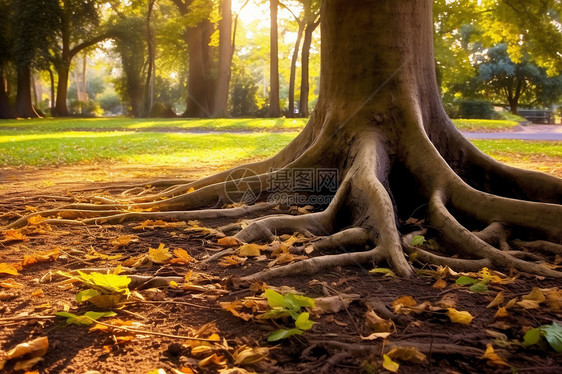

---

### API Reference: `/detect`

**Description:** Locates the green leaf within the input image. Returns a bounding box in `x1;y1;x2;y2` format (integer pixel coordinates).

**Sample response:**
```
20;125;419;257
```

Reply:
522;328;542;347
369;268;396;277
259;308;291;320
540;322;562;352
469;282;489;293
266;328;303;342
410;235;426;246
264;289;287;309
455;276;479;286
284;293;315;310
55;311;116;325
295;312;315;331
77;271;130;295
76;288;101;303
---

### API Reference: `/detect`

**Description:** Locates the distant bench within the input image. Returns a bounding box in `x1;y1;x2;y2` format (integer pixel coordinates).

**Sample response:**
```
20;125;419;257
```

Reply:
517;109;553;124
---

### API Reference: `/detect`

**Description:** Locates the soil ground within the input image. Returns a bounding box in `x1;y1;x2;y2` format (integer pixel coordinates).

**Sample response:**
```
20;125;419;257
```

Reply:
1;160;561;374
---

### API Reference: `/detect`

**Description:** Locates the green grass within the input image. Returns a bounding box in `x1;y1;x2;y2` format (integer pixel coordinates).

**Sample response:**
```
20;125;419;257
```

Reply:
451;119;520;132
0;130;299;166
471;140;562;158
0;117;308;132
0;118;557;168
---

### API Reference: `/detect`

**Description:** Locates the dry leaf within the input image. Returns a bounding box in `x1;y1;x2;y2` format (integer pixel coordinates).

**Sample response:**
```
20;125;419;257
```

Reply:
446;308;474;325
219;255;247;268
313;294;360;314
6;336;49;360
13;357;43;371
31;289;44;298
233;345;270;365
365;309;394;333
171;248;196;264
386;346;427;364
27;215;46;226
0;278;24;288
516;299;541;310
494;306;509;318
436;293;457;309
392;295;418;313
148;243;172;264
22;248;60;266
0;263;19;276
487;291;505;309
432;278;447;289
2;230;28;242
482;344;509;367
110;235;137;248
238;243;265;257
522;287;545;303
360;332;391;340
199;353;227;368
217;237;240;247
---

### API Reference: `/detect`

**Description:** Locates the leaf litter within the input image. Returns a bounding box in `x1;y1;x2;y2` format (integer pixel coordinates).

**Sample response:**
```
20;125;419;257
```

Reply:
0;175;561;373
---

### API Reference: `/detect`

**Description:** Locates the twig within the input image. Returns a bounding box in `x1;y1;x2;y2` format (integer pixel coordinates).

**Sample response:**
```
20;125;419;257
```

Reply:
201;249;235;264
0;315;55;322
88;318;229;342
127;299;220;310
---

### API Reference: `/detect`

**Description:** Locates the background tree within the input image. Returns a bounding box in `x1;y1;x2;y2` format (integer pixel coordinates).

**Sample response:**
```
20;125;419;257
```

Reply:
297;0;319;117
0;0;16;118
213;0;233;117
266;0;281;117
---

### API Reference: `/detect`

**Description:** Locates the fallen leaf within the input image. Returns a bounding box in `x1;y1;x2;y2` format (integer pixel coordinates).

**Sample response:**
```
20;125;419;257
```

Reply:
446;308;474;325
0;263;19;276
0;278;24;288
110;235;137;248
522;287;545;303
27;215;46;226
432;278;447;289
313;294;360;314
516;299;541;310
2;230;28;242
436;293;457;309
392;295;418;313
487;291;505;309
199;353;227;368
365;309;394;333
22;248;60;266
219;255;247;267
6;336;48;360
495;306;510;318
13;357;43;371
382;354;400;372
148;243;172;264
233;345;270;365
369;268;397;277
482;344;509;367
238;243;265;257
361;332;391;340
171;248;196;264
31;289;44;298
386;346;427;364
217;237;240;247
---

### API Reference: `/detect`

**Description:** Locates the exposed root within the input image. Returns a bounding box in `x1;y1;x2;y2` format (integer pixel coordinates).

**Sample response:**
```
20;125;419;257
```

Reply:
312;228;372;253
511;239;562;256
473;222;511;251
7;209;123;229
430;190;562;278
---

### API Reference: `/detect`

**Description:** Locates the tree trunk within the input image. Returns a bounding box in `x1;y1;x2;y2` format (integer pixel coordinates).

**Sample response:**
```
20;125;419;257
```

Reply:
40;0;562;281
0;66;15;119
183;21;215;118
266;0;281;118
143;0;156;117
54;61;70;116
213;0;233;117
288;21;304;118
298;19;318;118
15;65;40;118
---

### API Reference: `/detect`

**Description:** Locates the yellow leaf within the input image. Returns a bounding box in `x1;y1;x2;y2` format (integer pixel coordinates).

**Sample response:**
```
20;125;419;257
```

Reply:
6;337;48;360
27;215;46;226
506;297;517;308
392;295;418;314
238;243;265;257
171;248;195;264
219;255;247;268
31;289;44;298
487;291;504;309
110;235;137;248
22;248;60;266
13;356;43;371
148;243;172;264
543;287;562;312
516;299;541;310
187;187;195;193
446;308;474;325
2;230;28;242
146;370;167;374
0;263;19;276
217;237;240;247
482;344;509;367
522;287;545;303
0;278;24;288
169;281;179;288
382;354;400;373
233;345;270;365
170;368;195;374
494;306;510;318
365;309;394;333
198;353;227;368
386;346;427;364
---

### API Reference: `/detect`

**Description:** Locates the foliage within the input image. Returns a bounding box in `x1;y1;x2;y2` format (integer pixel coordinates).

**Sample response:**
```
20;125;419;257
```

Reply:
55;311;117;325
523;322;562;352
260;289;316;341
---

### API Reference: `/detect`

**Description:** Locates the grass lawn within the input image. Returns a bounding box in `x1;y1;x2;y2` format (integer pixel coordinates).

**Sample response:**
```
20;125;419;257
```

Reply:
0;118;557;177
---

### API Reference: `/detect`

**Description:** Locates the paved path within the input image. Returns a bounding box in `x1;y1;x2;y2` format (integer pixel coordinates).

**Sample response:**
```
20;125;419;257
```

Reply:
464;125;562;141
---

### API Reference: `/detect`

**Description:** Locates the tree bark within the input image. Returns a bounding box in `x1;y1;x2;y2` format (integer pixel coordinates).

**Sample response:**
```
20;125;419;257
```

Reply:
213;0;233;117
15;65;40;118
298;18;319;118
288;20;304;117
0;66;15;119
143;0;156;117
266;0;281;118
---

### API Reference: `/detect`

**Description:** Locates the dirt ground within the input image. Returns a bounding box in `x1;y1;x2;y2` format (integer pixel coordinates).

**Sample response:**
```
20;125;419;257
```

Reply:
1;161;561;374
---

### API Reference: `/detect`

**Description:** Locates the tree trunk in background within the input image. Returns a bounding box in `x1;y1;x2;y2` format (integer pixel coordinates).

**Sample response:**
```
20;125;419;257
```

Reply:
288;21;304;118
143;0;156;117
298;19;319;118
213;0;233;117
0;67;15;118
266;0;281;117
183;20;216;117
15;65;40;118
